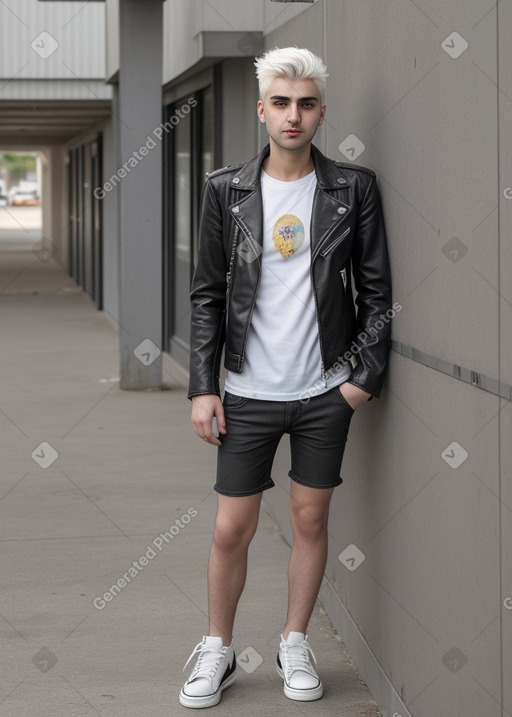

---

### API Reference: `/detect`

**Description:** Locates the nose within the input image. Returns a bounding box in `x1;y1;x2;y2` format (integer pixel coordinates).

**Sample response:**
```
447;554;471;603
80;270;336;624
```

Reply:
287;102;300;124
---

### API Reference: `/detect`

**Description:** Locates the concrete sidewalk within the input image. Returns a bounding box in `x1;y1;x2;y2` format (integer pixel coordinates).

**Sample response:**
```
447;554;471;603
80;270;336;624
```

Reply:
0;246;382;716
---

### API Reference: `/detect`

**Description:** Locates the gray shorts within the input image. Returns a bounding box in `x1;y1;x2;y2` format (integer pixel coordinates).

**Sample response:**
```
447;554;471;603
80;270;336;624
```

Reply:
214;386;354;497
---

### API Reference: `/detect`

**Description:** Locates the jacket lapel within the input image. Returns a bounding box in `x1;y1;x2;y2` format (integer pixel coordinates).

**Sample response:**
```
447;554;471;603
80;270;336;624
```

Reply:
226;143;353;261
310;189;352;262
227;145;269;255
309;144;353;262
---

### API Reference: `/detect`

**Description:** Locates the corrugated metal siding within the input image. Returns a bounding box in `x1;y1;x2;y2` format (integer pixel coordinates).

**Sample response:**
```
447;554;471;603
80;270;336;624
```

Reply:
0;0;105;81
0;79;112;100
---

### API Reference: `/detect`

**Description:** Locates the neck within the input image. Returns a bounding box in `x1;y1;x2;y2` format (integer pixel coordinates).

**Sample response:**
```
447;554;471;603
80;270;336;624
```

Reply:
262;141;314;181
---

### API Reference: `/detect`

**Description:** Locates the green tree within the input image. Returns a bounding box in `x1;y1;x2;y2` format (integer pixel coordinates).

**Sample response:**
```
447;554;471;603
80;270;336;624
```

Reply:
0;152;37;172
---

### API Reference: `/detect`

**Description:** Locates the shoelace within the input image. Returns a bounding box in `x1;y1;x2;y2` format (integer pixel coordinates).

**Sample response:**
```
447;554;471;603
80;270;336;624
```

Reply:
183;641;226;684
281;639;318;678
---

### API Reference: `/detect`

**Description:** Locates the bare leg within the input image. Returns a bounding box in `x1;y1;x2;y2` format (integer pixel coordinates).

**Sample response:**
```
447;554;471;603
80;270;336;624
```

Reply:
208;492;262;645
283;482;334;638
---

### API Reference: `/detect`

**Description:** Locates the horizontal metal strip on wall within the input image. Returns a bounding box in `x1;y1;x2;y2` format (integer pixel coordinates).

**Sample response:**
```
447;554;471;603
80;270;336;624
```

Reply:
391;340;511;401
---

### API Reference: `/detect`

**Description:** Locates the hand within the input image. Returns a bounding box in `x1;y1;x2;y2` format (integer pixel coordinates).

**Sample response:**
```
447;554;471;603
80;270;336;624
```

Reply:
338;382;372;411
191;394;226;446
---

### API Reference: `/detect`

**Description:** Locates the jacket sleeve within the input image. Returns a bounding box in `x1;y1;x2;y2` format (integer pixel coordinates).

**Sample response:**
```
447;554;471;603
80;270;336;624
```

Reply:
187;179;227;399
348;175;392;398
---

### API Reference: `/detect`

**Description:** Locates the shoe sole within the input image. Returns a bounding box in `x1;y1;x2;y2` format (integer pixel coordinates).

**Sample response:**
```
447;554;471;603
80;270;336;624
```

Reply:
276;663;324;702
179;669;237;709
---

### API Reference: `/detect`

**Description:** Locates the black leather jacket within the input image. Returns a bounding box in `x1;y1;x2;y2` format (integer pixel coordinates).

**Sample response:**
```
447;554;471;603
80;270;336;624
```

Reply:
188;143;392;400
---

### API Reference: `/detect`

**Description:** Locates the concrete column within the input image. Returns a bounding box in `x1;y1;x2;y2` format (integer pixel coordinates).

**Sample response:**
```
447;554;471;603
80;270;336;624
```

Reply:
118;0;163;389
46;146;68;271
40;149;51;245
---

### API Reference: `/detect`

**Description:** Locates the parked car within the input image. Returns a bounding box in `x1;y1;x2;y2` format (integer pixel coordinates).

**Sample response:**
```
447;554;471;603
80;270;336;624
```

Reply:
10;190;40;206
0;194;8;207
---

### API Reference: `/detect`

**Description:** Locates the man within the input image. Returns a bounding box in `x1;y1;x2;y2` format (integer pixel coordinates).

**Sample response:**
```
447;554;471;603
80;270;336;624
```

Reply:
180;47;392;708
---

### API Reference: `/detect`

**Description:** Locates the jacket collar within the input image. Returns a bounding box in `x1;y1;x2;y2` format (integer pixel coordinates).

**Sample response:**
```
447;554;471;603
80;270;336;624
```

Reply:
229;143;348;190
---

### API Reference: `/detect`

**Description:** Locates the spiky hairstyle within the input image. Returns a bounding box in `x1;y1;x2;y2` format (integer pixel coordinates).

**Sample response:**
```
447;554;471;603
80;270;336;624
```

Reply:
254;47;328;103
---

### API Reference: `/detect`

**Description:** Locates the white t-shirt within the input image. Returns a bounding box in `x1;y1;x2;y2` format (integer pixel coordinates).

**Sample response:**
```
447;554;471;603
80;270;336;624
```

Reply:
224;168;351;400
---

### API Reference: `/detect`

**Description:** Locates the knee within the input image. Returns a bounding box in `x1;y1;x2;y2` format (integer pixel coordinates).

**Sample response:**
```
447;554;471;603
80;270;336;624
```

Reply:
290;504;327;542
212;516;256;553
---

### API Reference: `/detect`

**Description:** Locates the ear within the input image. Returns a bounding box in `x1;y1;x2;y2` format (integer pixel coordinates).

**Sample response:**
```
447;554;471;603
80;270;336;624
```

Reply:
257;99;266;124
318;104;327;126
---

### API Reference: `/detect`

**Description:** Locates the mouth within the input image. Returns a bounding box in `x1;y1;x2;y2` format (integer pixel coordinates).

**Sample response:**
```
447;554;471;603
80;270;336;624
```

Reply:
284;129;303;136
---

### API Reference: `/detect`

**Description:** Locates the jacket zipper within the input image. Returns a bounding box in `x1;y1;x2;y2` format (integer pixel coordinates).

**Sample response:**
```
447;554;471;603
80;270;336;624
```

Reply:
240;231;262;371
310;262;328;387
319;226;351;258
225;225;239;328
226;223;262;371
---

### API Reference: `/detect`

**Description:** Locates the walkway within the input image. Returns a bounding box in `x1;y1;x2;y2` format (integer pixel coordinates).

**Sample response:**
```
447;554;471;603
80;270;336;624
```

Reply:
0;219;382;716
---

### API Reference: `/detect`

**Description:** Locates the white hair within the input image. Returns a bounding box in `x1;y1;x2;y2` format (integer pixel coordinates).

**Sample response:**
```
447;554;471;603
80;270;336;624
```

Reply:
254;47;328;103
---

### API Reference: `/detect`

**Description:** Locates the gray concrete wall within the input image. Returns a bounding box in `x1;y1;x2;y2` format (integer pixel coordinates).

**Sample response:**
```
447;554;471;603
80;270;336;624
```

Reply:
162;1;263;85
261;2;507;716
221;57;260;166
498;0;512;713
105;0;119;83
161;0;315;86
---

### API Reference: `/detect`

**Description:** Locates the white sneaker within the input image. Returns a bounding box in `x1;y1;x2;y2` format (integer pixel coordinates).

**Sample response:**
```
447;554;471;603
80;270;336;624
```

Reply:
179;636;237;709
276;632;323;701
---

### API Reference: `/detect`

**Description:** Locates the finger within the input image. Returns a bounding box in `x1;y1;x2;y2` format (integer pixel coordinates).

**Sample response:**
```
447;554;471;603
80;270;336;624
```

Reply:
216;406;227;435
193;419;221;446
202;431;221;446
191;419;208;441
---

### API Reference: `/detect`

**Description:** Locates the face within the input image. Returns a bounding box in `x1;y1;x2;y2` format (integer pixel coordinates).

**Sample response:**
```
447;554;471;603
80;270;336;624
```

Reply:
257;76;326;153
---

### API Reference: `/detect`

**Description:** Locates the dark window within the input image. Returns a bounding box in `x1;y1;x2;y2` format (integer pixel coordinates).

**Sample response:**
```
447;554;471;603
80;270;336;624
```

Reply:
67;136;103;307
163;85;216;361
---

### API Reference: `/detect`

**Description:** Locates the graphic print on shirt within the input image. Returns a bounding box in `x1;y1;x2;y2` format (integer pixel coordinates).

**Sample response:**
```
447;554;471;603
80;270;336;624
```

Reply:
273;214;304;260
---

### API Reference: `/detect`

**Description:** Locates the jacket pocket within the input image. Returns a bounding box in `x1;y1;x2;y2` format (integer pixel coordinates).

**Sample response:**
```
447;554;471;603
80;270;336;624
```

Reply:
319;227;351;257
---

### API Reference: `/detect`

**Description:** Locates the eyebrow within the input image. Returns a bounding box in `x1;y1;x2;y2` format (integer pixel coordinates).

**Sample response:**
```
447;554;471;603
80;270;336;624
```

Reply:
269;95;320;102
